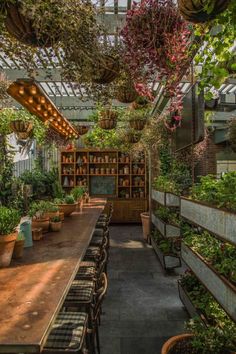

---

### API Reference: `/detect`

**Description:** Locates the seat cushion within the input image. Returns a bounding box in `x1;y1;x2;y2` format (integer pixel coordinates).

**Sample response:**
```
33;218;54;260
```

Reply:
75;265;97;280
66;280;94;302
44;312;87;350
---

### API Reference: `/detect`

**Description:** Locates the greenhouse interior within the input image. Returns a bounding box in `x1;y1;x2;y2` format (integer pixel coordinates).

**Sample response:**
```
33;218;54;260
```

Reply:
0;1;236;353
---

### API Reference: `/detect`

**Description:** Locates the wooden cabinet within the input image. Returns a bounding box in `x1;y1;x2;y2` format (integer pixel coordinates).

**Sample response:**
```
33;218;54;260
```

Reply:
110;199;148;223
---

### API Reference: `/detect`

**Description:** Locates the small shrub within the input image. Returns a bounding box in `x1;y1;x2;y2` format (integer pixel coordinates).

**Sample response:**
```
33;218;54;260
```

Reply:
0;207;20;235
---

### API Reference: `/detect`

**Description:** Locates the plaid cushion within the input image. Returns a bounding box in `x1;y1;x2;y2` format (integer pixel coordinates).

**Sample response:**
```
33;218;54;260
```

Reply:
44;312;87;350
90;237;104;247
80;261;97;268
75;266;96;280
72;280;94;288
96;221;107;228
84;247;100;257
93;229;104;237
66;286;94;302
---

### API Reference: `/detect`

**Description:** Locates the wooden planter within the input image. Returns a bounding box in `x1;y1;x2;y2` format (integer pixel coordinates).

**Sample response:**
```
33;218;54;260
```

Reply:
152;190;180;207
12;239;25;259
32;228;43;241
31;218;50;233
0;232;17;268
4;3;55;47
161;334;193;354
181;242;236;321
129;119;146;131
151;235;181;270
178;0;230;23
50;221;62;232
44;211;59;220
92;55;119;84
57;203;77;217
152;214;180;238
98;110;117;130
77;126;89;136
180;198;236;246
10;120;33;140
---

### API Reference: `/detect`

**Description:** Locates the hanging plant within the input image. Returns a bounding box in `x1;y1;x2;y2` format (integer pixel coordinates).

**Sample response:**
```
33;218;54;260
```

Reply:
10;120;33;140
125;129;141;144
116;71;138;103
98;109;118;130
0;72;10;100
121;0;193;115
76;125;90;136
82;126;122;149
228;117;236;152
130;96;151;110
92;54;120;84
178;0;230;24
126;108;149;131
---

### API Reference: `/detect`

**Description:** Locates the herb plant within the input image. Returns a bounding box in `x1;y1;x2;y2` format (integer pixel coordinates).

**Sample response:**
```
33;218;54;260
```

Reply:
0;206;20;235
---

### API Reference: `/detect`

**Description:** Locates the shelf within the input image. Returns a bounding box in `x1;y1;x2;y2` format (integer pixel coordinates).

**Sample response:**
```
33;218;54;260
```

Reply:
131;174;145;176
89;162;117;164
132;185;145;188
152;213;181;238
89;174;117;176
76;174;87;176
118;185;130;188
118;174;130;176
62;186;73;188
61;174;74;176
61;162;75;164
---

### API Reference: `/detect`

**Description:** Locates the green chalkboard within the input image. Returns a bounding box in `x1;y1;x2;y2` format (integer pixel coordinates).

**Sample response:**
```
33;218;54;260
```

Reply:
90;176;116;196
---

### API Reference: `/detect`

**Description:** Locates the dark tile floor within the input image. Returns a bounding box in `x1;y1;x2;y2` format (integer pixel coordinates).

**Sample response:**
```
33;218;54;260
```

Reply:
99;225;188;354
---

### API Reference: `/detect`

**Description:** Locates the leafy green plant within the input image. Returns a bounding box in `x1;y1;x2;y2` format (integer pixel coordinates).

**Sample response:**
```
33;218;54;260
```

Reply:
71;186;85;200
0;206;20;235
155;206;180;225
50;216;61;223
65;195;75;204
152;230;174;255
153;175;179;194
125;107;149;122
28;201;57;219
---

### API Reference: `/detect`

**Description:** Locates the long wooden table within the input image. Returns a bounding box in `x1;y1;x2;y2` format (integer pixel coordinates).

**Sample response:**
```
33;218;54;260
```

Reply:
0;198;106;354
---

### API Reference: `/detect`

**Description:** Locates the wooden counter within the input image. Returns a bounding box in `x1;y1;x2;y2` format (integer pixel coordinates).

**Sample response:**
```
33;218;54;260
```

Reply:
0;198;106;354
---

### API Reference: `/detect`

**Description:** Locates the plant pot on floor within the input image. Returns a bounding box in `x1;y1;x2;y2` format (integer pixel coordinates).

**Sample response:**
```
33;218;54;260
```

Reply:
13;239;25;259
31;218;50;233
161;334;193;354
57;204;77;217
50;221;62;232
0;232;17;268
140;212;150;241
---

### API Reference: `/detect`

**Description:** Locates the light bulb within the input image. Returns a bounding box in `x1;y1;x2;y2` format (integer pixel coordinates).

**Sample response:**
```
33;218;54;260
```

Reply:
30;85;37;95
28;96;34;104
18;86;24;95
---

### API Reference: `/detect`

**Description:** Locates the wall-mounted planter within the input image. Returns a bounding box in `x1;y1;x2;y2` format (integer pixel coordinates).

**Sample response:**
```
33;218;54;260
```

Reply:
152;190;180;207
151;236;181;270
181;198;236;246
152;214;181;238
181;242;236;321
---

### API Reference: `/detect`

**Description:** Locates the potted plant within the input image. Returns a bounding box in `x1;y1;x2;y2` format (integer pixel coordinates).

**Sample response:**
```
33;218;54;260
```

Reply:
0;206;20;267
116;73;138;103
29;201;50;233
12;231;25;259
50;216;62;232
76;125;90;136
178;0;230;23
140;212;150;242
92;54;120;84
125;129;141;144
98;108;118;130
54;195;77;217
10;120;33;140
43;203;59;220
130;95;150;110
127;108;148;131
71;186;85;211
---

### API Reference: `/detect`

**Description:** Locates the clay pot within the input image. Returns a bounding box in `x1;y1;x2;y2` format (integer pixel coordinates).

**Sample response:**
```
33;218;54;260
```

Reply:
4;3;57;47
44;211;59;220
57;203;77;217
98;110;118;130
12;239;25;259
161;334;193;354
92;55;120;84
32;228;43;241
10;120;33;140
50;221;62;232
0;232;17;268
178;0;230;23
31;218;50;233
140;212;150;241
59;212;65;222
129;119;146;131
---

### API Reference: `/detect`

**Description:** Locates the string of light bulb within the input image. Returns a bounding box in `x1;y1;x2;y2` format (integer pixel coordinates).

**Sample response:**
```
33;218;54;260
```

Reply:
7;79;78;139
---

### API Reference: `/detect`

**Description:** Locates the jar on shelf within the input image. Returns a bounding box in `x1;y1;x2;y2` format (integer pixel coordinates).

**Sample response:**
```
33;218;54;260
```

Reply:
90;155;93;163
105;155;109;163
133;165;138;174
124;165;129;174
106;168;110;175
125;156;129;163
120;155;125;163
101;168;105;175
95;168;100;175
111;168;116;175
119;169;123;174
90;168;94;175
62;155;66;163
63;176;69;187
140;191;144;198
125;193;130;199
113;157;116;163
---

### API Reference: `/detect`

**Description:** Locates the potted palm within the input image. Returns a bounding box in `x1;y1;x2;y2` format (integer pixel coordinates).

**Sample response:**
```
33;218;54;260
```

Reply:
50;216;62;232
0;206;20;267
54;195;77;217
12;231;25;259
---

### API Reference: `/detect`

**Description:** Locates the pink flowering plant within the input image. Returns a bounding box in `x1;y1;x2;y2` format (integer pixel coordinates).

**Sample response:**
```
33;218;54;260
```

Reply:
121;0;193;124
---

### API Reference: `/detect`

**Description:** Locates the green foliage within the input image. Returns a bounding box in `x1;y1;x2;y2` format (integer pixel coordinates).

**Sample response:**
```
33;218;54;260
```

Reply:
183;227;236;284
155;206;180;226
124;107;149;122
195;1;236;98
28;201;58;218
82;126;122;149
0;206;20;235
152;230;174;254
191;172;236;211
0;108;47;144
153;175;179;194
50;215;61;222
71;186;85;200
65;195;75;204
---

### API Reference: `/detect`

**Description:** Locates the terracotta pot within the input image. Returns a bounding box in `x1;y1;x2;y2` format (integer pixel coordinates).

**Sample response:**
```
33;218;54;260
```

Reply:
140;212;150;241
178;0;230;23
77;199;83;212
31;218;50;233
92;55;120;84
44;211;59;220
59;212;65;222
129;119;146;131
57;203;77;217
0;232;17;268
10;120;33;140
13;239;25;259
161;334;193;354
50;221;62;232
4;3;57;47
77;126;89;135
32;228;43;241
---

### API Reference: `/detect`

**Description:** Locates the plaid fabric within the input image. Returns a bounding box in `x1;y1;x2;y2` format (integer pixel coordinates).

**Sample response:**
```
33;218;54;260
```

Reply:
72;280;94;288
44;312;87;350
84;247;100;257
75;266;96;280
80;261;97;268
89;238;103;247
96;221;107;228
66;287;93;302
93;229;104;237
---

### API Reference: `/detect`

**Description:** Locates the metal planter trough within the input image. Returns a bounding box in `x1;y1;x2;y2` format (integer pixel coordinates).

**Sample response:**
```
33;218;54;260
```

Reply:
151;236;181;270
181;242;236;321
152;190;180;207
152;214;181;238
181;198;236;246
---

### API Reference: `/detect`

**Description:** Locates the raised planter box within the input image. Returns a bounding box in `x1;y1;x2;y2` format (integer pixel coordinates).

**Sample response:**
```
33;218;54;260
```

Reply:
178;281;204;322
152;213;181;238
151;235;181;270
152;190;180;207
181;198;236;246
181;242;236;321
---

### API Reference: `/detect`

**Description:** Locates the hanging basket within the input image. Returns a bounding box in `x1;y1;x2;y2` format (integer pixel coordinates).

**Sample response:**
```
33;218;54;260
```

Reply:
77;125;90;136
92;55;120;84
125;131;141;144
4;3;56;47
129;119;146;131
178;0;230;23
98;110;117;130
10;120;33;140
116;79;138;103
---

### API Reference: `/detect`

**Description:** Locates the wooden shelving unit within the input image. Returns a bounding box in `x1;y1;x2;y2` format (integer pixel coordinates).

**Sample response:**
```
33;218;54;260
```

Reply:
60;149;148;222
